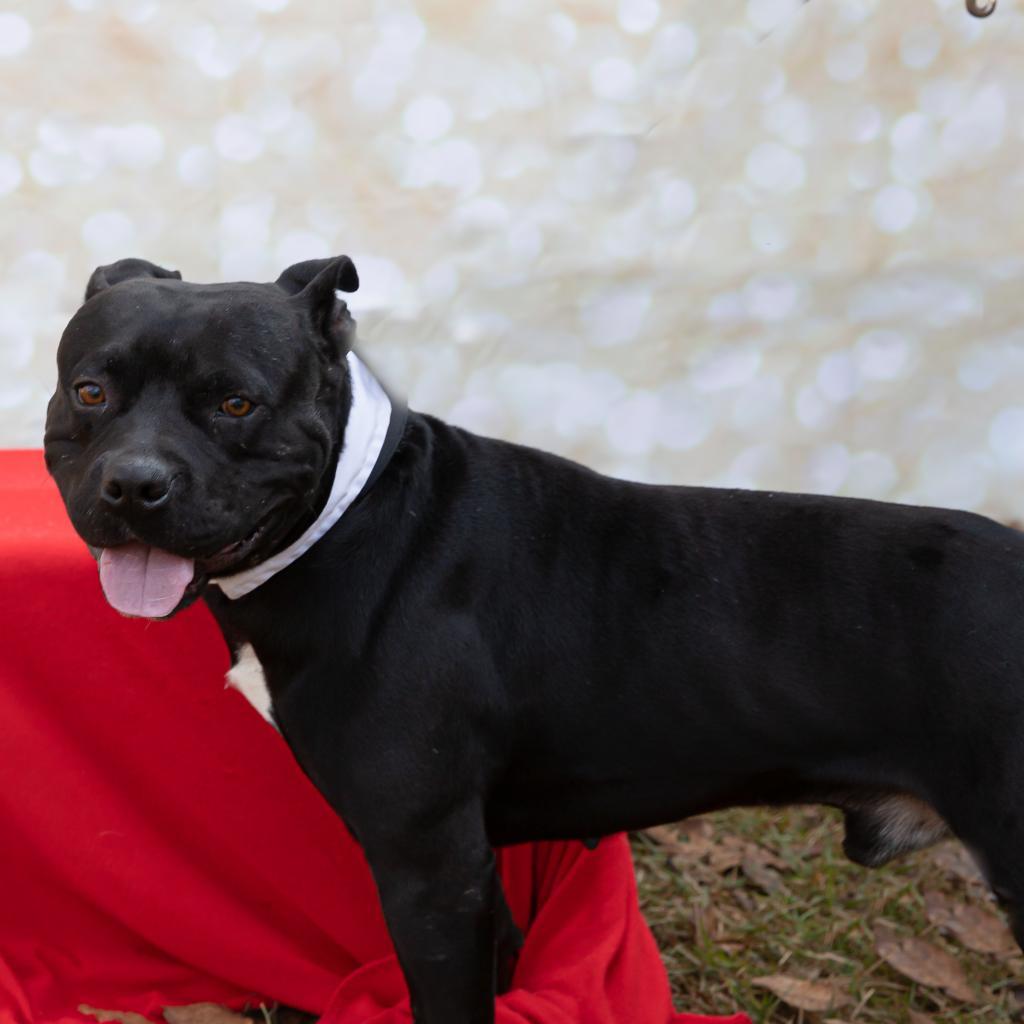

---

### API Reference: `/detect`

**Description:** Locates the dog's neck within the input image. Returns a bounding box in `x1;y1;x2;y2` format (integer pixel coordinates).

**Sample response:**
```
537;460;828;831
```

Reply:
210;351;398;599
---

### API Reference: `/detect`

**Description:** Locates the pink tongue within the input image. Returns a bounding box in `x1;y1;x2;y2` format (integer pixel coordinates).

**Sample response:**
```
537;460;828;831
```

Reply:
98;543;195;618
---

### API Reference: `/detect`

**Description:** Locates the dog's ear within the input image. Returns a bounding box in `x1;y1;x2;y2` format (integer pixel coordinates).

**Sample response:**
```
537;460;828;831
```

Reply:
287;255;359;357
85;258;182;302
275;256;358;297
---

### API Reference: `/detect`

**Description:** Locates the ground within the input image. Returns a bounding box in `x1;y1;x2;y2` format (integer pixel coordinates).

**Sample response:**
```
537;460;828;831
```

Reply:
84;806;1020;1024
632;809;1023;1023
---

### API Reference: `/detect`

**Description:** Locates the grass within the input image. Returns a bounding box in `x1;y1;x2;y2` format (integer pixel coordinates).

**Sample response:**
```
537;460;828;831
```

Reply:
631;808;1023;1023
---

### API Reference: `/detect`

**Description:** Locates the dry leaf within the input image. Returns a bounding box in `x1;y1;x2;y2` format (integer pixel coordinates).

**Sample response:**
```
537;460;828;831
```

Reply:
677;818;714;844
644;826;688;858
874;924;976;1002
79;1006;151;1024
751;975;852;1012
708;835;745;873
732;887;756;912
163;1005;250;1024
930;843;984;885
741;845;785;893
908;1012;935;1024
923;890;1016;956
644;821;715;861
644;825;679;845
750;843;787;870
645;822;782;883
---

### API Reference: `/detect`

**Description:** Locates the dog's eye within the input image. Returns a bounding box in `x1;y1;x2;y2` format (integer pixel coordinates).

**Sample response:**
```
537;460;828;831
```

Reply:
221;396;254;418
75;382;106;407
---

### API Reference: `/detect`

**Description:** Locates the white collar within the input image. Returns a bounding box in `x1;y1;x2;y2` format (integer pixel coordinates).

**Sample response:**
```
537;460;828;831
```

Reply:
211;351;393;599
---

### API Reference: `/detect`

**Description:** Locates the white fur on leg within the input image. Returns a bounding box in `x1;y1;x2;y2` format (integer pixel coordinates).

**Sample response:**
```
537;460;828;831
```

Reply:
225;642;275;726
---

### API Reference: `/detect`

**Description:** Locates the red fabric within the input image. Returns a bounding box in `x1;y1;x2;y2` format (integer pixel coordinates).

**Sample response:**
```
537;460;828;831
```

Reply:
0;450;749;1024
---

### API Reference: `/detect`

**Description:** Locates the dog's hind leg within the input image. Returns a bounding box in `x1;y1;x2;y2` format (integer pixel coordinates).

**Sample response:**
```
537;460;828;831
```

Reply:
947;813;1024;951
928;763;1024;951
839;787;1023;949
978;856;1024;951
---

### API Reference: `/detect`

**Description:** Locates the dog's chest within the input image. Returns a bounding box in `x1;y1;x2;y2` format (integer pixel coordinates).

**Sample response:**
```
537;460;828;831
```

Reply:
225;642;275;726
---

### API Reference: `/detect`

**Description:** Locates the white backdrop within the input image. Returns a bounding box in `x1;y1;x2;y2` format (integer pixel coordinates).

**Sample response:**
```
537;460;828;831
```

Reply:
3;0;1024;519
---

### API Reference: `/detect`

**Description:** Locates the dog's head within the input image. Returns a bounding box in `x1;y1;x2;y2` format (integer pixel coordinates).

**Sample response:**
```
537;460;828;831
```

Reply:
44;255;360;618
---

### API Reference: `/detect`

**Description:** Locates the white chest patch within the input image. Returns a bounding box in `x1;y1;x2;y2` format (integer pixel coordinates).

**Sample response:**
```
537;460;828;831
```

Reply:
225;643;276;727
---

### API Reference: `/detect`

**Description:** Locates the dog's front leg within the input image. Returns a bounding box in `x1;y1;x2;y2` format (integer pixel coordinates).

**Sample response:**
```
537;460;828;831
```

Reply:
358;802;508;1024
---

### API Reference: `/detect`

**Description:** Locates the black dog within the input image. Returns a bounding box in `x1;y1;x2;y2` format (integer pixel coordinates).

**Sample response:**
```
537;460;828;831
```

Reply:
45;255;1024;1022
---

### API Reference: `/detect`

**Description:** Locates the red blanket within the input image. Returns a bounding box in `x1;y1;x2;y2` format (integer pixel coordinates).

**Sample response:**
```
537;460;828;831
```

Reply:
0;451;749;1024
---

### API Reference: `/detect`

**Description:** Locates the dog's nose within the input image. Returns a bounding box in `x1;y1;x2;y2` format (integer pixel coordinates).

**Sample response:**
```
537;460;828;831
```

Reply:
101;455;176;512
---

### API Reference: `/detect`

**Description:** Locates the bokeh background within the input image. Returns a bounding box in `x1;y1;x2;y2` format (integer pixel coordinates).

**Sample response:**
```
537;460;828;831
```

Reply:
2;0;1024;517
6;4;1024;1018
